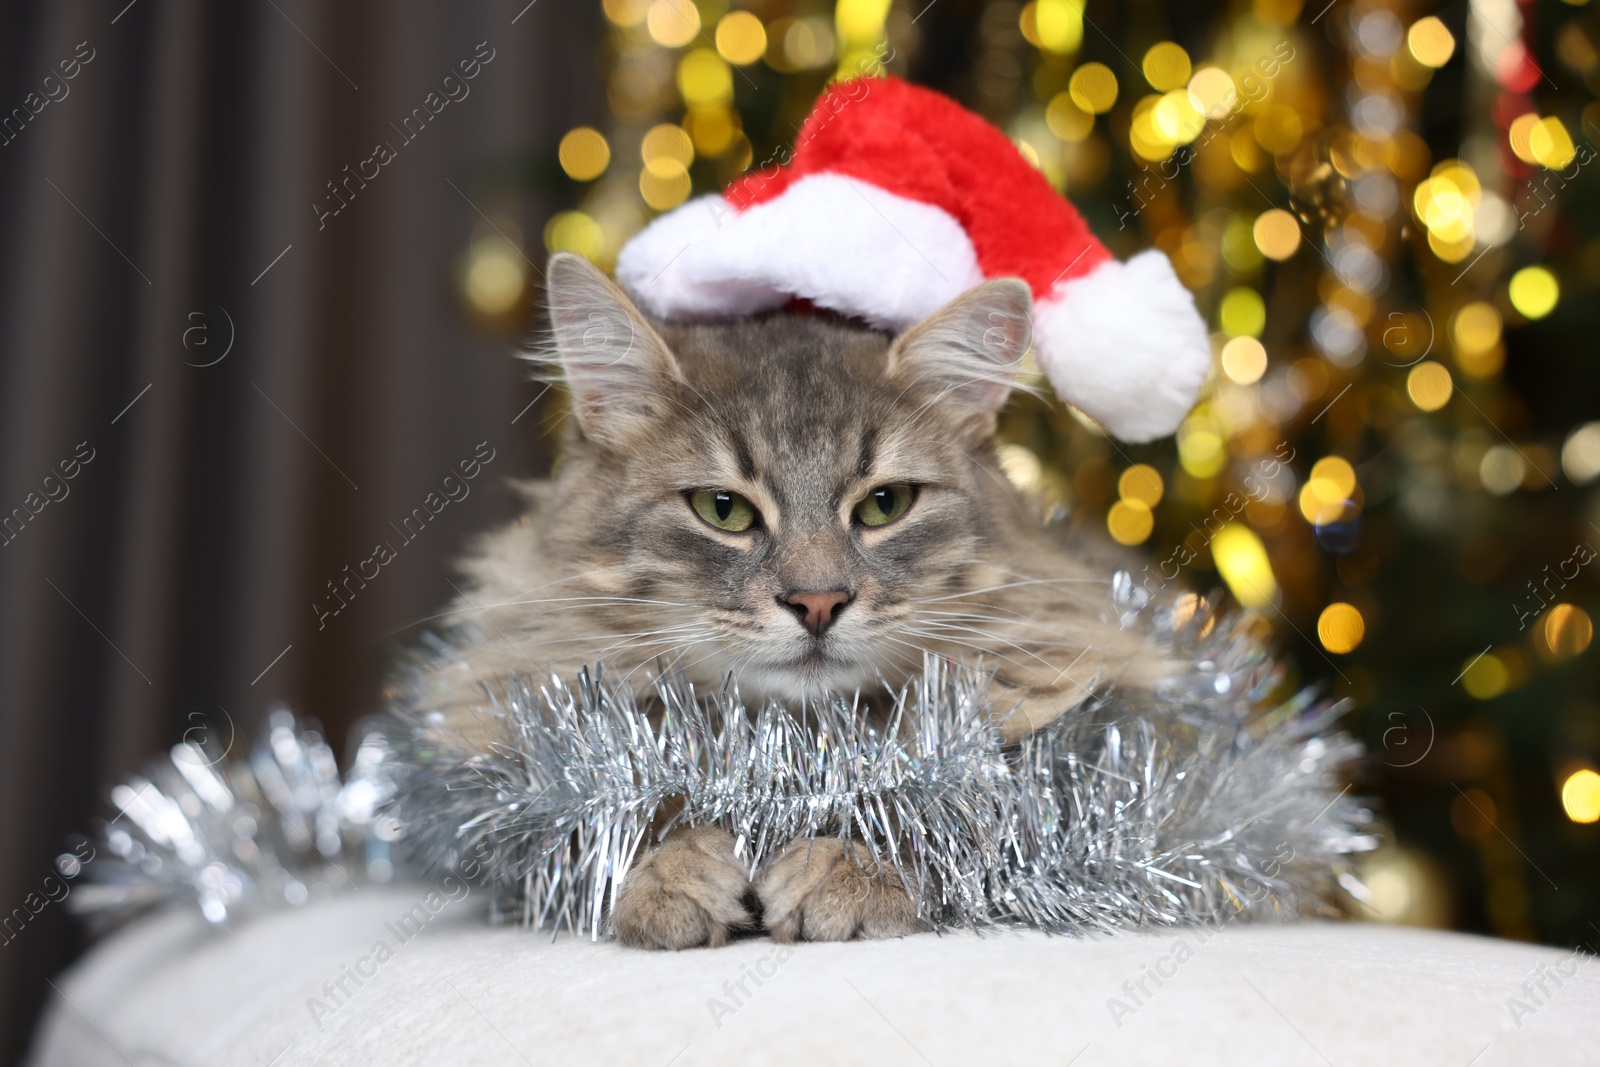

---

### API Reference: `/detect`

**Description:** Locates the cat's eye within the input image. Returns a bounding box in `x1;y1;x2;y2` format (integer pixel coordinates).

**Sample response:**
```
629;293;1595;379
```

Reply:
689;489;758;532
855;483;916;528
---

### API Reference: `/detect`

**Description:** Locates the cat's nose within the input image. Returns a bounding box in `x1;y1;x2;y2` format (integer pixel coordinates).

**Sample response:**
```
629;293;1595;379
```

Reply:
781;590;852;635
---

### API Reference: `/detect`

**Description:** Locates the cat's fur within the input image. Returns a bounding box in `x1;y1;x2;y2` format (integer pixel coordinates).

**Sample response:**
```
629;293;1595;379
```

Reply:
426;252;1171;948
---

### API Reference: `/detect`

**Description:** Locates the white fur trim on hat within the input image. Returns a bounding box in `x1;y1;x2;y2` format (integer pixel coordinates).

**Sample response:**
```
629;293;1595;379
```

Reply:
616;174;985;330
1031;250;1211;443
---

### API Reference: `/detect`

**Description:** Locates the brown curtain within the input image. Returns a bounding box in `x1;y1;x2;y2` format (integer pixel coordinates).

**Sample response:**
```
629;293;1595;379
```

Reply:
0;2;597;1058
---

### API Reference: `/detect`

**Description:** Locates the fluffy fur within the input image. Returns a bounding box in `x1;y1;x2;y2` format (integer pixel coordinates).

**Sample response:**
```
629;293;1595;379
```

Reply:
616;176;986;329
424;253;1174;947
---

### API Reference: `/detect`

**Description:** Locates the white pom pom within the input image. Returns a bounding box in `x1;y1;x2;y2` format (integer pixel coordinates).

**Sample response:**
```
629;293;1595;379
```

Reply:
1031;250;1211;443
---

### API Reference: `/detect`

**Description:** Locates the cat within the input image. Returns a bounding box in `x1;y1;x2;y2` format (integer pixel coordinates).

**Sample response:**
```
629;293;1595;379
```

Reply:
425;251;1171;948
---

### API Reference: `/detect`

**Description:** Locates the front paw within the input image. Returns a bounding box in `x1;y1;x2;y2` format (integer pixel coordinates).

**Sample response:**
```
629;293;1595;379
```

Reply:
757;838;923;943
611;826;758;950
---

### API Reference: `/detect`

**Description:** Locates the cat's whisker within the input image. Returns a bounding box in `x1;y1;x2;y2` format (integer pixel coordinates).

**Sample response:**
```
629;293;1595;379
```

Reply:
912;608;1061;631
896;634;1034;675
614;637;722;686
493;624;716;673
583;624;718;655
897;623;1062;675
912;575;1102;604
370;568;636;641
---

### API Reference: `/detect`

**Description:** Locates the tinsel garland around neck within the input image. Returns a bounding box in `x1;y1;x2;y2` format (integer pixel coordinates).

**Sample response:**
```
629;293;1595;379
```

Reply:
75;573;1378;939
387;573;1378;938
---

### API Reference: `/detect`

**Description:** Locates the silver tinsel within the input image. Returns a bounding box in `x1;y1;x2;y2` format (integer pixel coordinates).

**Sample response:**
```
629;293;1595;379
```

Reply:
76;574;1377;938
73;709;400;928
384;575;1379;939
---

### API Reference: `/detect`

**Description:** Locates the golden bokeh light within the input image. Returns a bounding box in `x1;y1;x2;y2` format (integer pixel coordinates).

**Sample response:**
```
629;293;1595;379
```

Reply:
997;444;1043;493
1045;92;1094;141
1177;415;1226;478
602;0;649;28
1107;499;1154;544
1220;336;1268;385
1451;302;1502;358
1129;94;1176;161
639;157;692;210
543;210;605;261
1298;480;1345;525
1142;42;1191;91
1354;849;1451;927
1118;464;1164;507
1311;456;1357;498
683;106;735;156
715;11;768;66
1407;16;1456;68
1413;162;1481;247
462;238;528;316
1212;524;1278;609
1427;229;1475;264
836;0;891;44
1033;0;1085;54
641;123;694;166
1252;209;1301;260
763;17;832;72
1561;422;1600;484
1529;116;1577;169
1539;604;1594;661
1187;66;1237;119
1406;361;1454;412
1253;105;1303;154
1299;457;1356;525
1219;287;1266;337
646;0;701;47
558;127;611;181
1068;62;1118;114
1508;112;1541;164
1461;651;1508;699
678;48;733;107
1478;446;1526;495
1561;769;1600;824
1508;266;1559;319
1154;90;1204;143
1318;602;1365;654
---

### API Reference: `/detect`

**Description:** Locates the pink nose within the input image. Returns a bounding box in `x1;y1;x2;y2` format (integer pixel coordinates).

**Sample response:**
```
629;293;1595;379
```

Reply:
782;590;851;635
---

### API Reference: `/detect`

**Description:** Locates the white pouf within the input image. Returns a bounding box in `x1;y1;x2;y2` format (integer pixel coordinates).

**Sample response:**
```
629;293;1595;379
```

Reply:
29;885;1599;1066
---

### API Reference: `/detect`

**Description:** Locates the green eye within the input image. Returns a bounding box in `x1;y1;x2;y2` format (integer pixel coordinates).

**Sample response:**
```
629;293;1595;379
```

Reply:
689;489;758;532
855;484;916;527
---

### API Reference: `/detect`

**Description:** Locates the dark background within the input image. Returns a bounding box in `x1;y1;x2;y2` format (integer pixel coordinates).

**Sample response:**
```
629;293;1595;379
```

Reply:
0;2;595;1058
4;0;1600;1061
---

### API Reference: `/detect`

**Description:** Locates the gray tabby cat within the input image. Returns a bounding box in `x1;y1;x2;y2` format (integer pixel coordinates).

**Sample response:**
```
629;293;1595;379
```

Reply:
429;252;1169;948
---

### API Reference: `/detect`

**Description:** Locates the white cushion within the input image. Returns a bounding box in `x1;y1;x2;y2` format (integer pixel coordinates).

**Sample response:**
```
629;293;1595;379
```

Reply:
30;886;1599;1066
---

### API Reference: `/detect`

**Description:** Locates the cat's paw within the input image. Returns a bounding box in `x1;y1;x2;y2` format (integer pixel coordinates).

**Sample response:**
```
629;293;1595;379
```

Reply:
758;838;923;943
611;826;759;950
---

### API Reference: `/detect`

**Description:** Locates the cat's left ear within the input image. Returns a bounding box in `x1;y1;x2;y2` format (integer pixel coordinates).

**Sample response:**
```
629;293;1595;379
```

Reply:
887;278;1032;436
545;252;684;447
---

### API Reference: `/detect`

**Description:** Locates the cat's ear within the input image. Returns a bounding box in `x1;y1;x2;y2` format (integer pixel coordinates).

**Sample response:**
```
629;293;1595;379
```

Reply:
545;251;684;446
887;279;1032;433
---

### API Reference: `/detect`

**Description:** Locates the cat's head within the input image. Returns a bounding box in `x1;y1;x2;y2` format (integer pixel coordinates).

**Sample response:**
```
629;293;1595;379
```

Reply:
531;252;1033;700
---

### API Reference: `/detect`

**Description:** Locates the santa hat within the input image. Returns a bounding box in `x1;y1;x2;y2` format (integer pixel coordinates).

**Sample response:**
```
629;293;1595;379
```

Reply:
615;77;1210;443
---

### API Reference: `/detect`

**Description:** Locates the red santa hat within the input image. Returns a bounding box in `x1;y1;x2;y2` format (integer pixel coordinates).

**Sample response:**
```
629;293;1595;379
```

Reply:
615;76;1210;443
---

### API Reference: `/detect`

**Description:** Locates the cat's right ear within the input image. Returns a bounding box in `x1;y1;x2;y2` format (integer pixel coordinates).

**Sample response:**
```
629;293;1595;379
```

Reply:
544;251;683;446
887;278;1032;438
